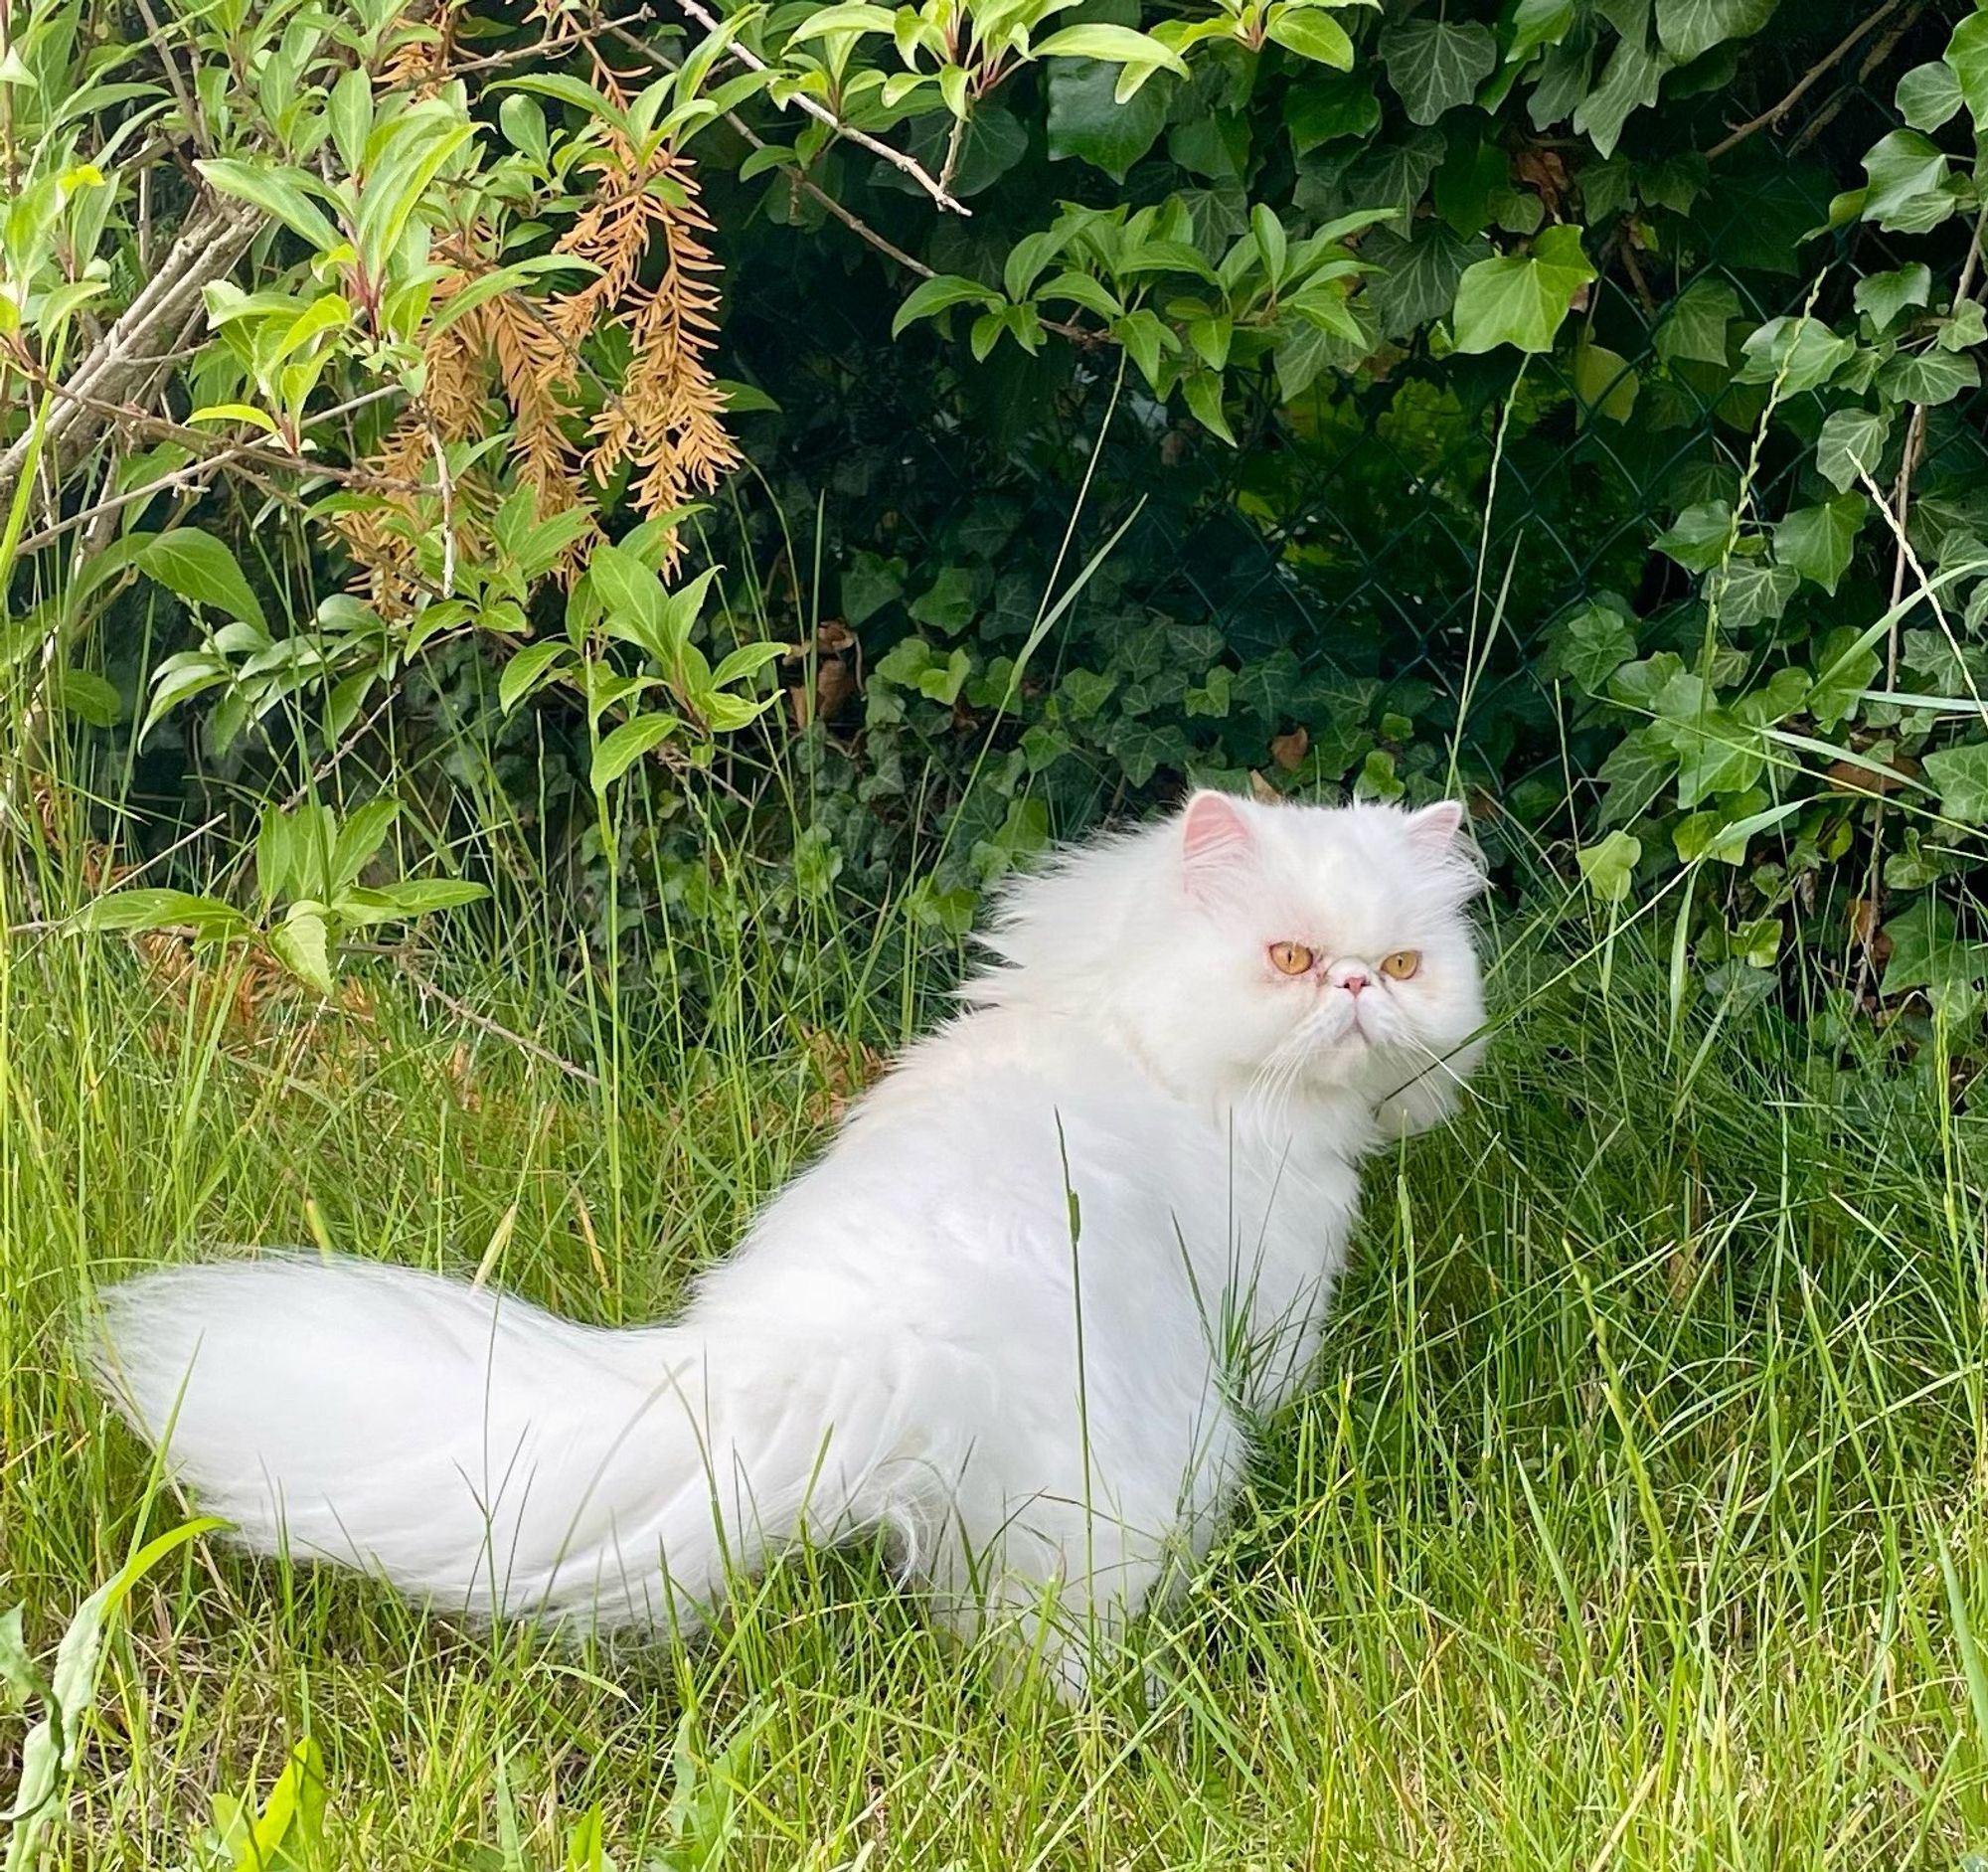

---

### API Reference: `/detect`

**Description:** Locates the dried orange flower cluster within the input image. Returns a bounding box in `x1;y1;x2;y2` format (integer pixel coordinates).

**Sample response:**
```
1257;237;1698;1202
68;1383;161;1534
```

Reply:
340;92;740;611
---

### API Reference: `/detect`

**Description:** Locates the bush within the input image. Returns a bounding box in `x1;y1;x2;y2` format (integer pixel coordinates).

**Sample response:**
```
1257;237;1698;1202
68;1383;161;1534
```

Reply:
2;0;1985;1042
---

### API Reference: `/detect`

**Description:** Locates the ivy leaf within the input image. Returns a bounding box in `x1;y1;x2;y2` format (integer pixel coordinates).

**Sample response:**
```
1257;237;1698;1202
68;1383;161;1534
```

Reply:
909;567;977;633
1735;315;1855;391
1948;12;1988;128
1577;829;1641;903
1655;0;1774;65
1654;500;1734;572
1714;558;1799;628
1449;225;1594;355
1548;598;1638;691
1773;492;1866;595
1661;706;1763;807
1378;19;1496;126
1861;129;1956;236
1284;75;1380;153
1876;348;1980;407
1572;339;1639;423
1653;274;1740;367
1597;726;1678;827
1924;744;1988;824
1882;898;1988;1022
1045;60;1169;178
1507;0;1575;65
1573;31;1670;159
1897;59;1962;132
1816;409;1892;492
138;529;266;627
1854;262;1931;334
1361;224;1486;339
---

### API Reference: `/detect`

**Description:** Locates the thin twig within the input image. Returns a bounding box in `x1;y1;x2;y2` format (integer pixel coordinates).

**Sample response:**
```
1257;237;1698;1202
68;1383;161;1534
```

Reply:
1706;0;1906;160
665;0;971;216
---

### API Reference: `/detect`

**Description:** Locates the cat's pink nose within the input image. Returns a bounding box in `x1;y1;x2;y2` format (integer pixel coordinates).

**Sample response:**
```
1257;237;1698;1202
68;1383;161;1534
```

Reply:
1340;971;1369;994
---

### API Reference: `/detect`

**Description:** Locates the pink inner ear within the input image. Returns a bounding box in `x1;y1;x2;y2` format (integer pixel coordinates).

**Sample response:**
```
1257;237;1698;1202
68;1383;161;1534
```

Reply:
1182;791;1252;868
1405;800;1465;849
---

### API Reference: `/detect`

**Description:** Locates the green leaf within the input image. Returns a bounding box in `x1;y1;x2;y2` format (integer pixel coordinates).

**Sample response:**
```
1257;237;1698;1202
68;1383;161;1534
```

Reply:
1713;558;1799;629
1655;0;1774;65
1816;408;1892;492
586;541;672;657
1361;223;1487;339
1265;7;1355;69
910;566;977;633
339;880;488;922
1046;59;1170;178
1773;492;1866;595
1283;74;1380;151
269;909;334;995
1182;372;1237;445
1809;624;1881;730
1573;30;1670;159
1597;725;1679;827
1031;24;1188;79
590;711;680;794
1734;315;1855;391
1572;339;1638;423
1577;829;1640;903
75;888;232;934
1948;11;1988;128
138;529;266;627
1449;225;1594;355
1861;129;1955;236
891;273;1000;338
196;158;343;252
499;640;573;714
1876;347;1980;407
1925;744;1988;825
330;797;401;893
1653;274;1740;367
1654;500;1735;572
1507;0;1575;64
56;668;119;727
491;74;630;136
1897;59;1962;132
1548;598;1638;691
1854;262;1931;334
1112;309;1173;389
1378;18;1497;125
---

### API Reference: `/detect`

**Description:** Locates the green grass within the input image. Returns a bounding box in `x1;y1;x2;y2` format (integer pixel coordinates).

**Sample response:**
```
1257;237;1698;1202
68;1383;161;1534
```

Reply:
6;831;1988;1869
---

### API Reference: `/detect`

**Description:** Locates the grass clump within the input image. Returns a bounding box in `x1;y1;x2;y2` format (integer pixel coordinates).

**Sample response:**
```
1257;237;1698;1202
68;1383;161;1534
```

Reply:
4;842;1988;1869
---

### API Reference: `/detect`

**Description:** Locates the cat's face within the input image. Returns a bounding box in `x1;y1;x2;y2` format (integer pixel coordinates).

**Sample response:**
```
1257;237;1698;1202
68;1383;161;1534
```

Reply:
1161;791;1486;1114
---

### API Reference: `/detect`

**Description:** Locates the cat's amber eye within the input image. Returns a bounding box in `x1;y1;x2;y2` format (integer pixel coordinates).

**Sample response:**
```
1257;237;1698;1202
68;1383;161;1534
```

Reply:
1379;949;1421;981
1268;941;1315;976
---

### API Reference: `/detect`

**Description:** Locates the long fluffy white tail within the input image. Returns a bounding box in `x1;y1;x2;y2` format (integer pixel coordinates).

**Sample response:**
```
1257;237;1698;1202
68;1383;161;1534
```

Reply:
90;1255;891;1629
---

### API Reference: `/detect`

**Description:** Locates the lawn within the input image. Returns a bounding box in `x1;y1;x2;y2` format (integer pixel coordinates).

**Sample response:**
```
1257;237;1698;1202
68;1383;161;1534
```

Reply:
4;858;1987;1868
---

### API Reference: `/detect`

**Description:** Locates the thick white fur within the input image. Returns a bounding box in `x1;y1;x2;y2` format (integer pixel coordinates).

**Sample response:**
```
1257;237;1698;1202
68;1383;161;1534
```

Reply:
91;792;1485;1696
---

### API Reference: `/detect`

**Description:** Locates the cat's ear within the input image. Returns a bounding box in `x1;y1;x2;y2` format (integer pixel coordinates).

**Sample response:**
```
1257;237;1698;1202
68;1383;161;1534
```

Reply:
1181;790;1254;900
1403;800;1466;853
1403;799;1485;898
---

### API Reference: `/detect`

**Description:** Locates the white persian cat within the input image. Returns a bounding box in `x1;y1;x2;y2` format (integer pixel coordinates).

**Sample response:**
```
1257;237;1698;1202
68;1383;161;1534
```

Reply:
91;790;1486;1698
